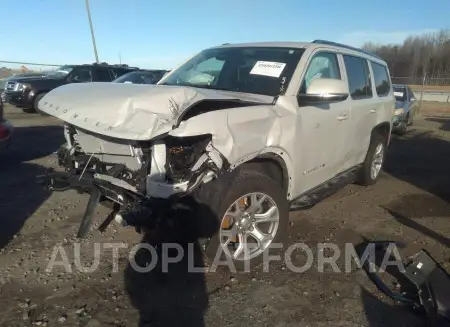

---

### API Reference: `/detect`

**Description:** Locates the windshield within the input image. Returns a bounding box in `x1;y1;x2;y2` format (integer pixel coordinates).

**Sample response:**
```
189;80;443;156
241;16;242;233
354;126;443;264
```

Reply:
393;86;407;102
113;71;166;84
47;65;75;78
159;47;304;97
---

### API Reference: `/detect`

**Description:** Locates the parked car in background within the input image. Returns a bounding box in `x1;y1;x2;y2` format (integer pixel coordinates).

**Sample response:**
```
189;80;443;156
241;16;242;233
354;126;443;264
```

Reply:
4;63;140;114
392;84;418;135
38;40;394;268
1;72;50;103
0;96;13;153
112;69;169;85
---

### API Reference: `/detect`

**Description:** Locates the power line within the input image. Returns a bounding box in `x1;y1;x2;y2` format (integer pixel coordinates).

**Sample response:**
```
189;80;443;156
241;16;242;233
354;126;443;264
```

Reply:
0;60;61;67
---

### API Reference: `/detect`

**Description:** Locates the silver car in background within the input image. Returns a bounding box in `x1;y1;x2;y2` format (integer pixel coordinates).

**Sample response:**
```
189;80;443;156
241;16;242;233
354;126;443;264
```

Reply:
392;84;418;134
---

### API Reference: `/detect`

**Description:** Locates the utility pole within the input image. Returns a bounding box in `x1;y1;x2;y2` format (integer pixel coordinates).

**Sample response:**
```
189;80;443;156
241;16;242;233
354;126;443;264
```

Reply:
85;0;99;63
119;52;122;64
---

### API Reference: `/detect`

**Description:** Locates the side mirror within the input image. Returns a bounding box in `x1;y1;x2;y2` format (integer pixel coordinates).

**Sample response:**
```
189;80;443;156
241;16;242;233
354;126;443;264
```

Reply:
298;78;349;104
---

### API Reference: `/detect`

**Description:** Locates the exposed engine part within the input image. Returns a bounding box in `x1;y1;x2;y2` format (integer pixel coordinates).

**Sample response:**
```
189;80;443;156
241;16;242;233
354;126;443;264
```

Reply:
164;134;211;183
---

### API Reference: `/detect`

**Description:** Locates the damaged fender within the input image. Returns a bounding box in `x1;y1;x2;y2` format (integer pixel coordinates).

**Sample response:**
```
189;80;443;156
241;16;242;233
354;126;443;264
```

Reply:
168;105;296;200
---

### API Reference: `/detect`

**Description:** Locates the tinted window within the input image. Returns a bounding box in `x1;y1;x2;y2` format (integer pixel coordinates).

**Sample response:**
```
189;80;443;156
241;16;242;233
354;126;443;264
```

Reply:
70;67;92;83
343;55;372;99
159;47;304;97
94;67;112;81
371;62;390;96
300;52;341;93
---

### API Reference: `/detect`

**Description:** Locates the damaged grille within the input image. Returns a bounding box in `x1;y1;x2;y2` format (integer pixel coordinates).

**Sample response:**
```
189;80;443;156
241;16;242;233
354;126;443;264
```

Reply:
59;124;151;195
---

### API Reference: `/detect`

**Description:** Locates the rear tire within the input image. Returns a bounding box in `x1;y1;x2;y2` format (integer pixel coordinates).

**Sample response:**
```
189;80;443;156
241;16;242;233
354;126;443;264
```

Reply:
22;107;36;113
356;132;387;186
395;122;408;135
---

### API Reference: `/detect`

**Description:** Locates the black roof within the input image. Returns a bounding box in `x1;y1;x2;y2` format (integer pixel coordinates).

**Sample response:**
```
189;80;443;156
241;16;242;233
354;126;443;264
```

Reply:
73;62;141;70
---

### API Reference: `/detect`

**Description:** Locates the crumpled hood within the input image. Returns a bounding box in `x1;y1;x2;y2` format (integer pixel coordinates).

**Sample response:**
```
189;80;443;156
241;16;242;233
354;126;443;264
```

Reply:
38;82;273;140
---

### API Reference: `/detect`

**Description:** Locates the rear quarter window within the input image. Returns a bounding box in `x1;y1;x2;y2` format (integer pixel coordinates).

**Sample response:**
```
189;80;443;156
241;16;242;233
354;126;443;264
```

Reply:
371;62;391;97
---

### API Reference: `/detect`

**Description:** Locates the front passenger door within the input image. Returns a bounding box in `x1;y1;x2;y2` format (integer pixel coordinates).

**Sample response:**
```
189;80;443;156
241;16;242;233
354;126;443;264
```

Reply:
295;50;352;193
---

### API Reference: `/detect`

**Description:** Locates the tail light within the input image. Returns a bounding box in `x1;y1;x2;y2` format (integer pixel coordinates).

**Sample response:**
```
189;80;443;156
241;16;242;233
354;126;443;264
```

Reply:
0;98;3;121
0;124;9;139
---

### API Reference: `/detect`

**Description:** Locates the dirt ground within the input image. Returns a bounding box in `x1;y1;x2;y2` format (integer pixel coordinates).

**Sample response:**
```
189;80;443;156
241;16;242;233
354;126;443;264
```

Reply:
1;103;450;327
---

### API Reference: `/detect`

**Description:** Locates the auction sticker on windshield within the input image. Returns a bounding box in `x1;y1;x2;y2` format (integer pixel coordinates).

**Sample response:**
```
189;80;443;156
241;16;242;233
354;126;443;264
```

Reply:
394;91;404;97
250;61;286;78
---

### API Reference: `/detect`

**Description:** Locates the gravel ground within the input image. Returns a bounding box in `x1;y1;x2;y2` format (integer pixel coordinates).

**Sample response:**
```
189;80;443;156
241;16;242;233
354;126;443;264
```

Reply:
1;103;450;327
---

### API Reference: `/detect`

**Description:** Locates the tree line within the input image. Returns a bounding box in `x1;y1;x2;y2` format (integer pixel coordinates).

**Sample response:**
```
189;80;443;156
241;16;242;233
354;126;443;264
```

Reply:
362;29;450;80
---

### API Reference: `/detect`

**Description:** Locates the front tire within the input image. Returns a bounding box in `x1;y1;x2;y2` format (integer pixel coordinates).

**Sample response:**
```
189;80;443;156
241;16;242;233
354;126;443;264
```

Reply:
356;132;387;186
200;167;289;271
34;93;48;116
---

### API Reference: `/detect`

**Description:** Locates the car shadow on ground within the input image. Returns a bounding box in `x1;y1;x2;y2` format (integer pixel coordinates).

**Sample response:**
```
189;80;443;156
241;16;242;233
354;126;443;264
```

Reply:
382;205;450;248
384;129;450;203
425;115;450;132
360;286;423;327
0;125;64;249
124;196;220;327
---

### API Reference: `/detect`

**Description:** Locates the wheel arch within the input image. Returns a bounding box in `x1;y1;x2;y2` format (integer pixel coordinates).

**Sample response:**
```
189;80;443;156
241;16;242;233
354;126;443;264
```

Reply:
236;148;294;200
372;121;391;146
32;91;48;109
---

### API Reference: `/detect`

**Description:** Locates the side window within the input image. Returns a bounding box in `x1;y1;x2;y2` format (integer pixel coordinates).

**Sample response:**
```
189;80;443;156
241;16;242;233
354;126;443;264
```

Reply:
300;52;341;93
370;62;391;97
70;67;92;83
93;67;112;81
343;55;372;99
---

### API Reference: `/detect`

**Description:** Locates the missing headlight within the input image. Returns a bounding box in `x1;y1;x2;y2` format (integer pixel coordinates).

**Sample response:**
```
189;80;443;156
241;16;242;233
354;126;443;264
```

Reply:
165;134;212;182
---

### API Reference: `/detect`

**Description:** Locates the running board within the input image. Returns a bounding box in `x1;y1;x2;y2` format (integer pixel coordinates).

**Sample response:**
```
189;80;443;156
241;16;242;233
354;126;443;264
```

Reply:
289;165;361;211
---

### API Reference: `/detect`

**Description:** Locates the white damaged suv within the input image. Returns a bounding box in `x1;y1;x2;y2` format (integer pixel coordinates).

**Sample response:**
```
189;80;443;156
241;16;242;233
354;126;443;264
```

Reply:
38;40;394;267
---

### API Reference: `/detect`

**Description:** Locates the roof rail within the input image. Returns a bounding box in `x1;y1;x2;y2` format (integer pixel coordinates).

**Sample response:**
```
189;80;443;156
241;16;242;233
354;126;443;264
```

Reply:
311;39;383;60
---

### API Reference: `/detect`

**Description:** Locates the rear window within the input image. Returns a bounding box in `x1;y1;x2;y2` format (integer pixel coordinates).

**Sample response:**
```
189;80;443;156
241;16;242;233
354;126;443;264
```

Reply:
371;62;391;97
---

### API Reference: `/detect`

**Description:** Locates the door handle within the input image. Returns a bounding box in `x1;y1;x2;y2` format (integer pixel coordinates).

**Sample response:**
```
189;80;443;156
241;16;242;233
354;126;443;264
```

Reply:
370;108;377;113
337;114;348;121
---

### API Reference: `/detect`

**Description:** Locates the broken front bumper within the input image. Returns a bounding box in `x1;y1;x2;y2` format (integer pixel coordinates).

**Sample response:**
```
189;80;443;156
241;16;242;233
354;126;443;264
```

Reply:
38;168;159;237
37;139;228;239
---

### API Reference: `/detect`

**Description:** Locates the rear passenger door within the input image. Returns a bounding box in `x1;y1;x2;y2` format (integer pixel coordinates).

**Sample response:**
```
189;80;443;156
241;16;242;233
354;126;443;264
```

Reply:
341;54;377;168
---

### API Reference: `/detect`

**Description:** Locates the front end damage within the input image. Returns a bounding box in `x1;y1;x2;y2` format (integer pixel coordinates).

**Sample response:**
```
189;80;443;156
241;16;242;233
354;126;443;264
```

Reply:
38;123;229;238
36;82;281;238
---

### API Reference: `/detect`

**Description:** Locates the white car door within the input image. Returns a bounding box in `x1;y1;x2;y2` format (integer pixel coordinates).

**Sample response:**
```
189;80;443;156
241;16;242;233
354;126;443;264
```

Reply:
294;49;353;194
339;54;378;170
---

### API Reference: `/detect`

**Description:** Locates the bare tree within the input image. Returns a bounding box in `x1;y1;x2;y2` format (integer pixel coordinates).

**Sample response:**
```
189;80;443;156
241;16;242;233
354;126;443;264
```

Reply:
362;29;450;82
